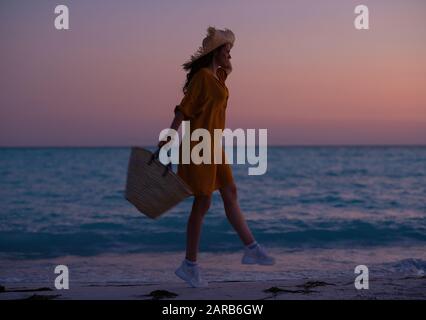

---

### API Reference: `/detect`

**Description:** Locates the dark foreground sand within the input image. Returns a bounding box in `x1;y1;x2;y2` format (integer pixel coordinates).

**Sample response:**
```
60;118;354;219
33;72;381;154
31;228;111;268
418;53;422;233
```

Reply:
1;274;425;300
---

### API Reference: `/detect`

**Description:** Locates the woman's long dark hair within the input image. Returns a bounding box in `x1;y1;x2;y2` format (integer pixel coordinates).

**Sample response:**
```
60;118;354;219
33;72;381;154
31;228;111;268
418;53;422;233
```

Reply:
182;44;225;94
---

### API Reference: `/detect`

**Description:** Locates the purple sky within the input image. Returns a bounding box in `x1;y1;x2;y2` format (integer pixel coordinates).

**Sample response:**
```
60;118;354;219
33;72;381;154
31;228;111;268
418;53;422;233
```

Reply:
1;0;425;146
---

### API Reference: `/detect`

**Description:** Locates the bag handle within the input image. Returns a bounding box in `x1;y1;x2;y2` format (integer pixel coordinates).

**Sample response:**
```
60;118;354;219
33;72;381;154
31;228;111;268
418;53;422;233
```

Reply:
148;147;172;177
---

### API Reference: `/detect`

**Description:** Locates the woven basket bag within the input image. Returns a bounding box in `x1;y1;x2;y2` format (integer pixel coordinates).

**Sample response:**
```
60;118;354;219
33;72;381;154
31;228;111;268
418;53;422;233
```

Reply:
125;147;193;219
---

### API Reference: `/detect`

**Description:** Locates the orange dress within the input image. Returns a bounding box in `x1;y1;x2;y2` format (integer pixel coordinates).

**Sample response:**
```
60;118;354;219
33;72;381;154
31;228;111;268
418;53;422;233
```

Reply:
174;67;234;196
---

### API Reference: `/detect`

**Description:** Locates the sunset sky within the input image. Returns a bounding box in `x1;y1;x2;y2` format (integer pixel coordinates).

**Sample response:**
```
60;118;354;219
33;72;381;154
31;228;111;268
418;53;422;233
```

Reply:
1;0;425;146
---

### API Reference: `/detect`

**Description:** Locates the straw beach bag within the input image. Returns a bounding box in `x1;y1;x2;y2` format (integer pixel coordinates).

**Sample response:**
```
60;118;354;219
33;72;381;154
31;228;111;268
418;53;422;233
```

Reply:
125;147;193;219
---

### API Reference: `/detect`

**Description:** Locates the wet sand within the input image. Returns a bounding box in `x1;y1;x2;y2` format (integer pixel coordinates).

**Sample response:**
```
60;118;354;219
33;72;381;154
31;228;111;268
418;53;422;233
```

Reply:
1;274;425;300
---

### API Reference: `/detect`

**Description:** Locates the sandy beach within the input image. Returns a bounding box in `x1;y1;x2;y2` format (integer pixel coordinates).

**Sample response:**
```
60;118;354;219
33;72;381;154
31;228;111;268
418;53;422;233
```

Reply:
1;248;426;300
1;273;425;300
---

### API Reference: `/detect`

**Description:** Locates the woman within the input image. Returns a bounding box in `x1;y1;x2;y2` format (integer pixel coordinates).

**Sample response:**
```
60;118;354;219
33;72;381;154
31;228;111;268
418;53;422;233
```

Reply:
158;27;275;288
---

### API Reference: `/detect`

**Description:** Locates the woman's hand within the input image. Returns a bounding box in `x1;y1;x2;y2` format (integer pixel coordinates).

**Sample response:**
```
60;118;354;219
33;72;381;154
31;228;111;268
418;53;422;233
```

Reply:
222;60;232;75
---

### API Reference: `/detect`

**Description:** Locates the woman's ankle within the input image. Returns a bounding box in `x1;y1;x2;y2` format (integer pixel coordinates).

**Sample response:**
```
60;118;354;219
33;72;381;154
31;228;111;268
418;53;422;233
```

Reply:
184;257;197;266
245;240;258;250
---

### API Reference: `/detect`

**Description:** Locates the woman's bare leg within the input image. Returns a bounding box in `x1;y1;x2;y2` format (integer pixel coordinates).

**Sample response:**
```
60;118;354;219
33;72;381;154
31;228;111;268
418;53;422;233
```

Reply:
220;183;255;246
185;195;212;262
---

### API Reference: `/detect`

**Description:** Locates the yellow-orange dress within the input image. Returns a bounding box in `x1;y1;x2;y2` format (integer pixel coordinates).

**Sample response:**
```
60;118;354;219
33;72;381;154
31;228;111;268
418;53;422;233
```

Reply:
174;67;234;196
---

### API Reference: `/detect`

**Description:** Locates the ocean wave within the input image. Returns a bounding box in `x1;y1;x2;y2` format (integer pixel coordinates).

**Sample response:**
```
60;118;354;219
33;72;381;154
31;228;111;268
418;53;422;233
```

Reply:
1;147;425;260
381;258;426;276
1;219;425;259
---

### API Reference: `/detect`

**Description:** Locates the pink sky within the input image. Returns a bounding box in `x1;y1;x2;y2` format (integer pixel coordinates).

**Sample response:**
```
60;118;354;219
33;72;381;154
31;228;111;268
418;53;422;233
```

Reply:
0;0;425;146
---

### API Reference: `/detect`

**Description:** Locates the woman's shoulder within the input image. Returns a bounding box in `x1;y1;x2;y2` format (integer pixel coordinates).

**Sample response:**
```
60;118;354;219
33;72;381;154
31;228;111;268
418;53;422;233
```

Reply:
198;67;228;82
194;67;209;76
189;68;209;84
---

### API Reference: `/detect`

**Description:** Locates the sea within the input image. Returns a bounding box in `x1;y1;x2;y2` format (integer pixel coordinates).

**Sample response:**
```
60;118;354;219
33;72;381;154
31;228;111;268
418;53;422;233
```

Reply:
1;146;425;286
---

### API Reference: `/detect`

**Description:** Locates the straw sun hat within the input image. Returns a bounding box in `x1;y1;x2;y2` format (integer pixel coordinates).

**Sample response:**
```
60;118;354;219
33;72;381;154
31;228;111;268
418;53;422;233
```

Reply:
183;26;235;67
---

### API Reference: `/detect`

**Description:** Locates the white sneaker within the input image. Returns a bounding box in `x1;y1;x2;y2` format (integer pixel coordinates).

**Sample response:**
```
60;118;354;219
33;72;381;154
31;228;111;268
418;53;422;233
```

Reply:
241;244;276;265
175;260;209;288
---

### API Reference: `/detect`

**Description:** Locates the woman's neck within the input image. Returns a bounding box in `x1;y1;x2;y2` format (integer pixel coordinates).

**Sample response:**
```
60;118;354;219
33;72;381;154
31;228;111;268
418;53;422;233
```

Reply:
206;62;220;80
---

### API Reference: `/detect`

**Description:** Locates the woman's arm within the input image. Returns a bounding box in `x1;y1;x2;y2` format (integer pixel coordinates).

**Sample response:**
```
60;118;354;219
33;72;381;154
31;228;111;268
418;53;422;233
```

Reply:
157;110;184;148
170;110;184;131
